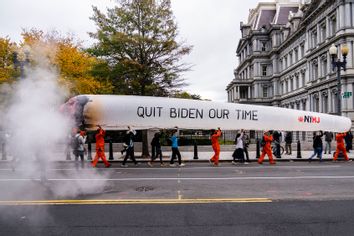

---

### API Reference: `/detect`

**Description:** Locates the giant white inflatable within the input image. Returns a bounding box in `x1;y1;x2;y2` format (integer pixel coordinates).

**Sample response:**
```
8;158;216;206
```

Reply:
61;95;352;132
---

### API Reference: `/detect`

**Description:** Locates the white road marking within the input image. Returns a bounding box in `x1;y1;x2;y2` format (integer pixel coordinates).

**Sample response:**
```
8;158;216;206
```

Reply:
0;165;343;172
1;175;354;181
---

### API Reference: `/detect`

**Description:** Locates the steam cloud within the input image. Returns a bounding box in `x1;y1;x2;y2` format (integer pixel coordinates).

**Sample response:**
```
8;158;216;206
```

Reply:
1;43;109;200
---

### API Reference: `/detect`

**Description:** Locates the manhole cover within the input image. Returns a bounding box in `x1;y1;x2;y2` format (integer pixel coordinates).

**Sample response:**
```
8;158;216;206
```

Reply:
136;186;154;192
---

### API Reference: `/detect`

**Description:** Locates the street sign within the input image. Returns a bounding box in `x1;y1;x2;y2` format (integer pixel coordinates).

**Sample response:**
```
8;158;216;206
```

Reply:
343;91;352;99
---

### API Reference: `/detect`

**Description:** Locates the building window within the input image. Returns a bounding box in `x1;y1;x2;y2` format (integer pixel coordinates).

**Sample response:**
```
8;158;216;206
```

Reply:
323;95;328;113
300;44;305;58
285;57;288;68
312;61;318;80
262;65;267;76
312;29;318;48
290;78;293;91
279;59;283;71
281;82;284;95
263;86;268;98
261;42;267;51
296;76;299;89
286;80;289;93
289;52;293;65
320;22;326;42
294;48;298;62
322;57;328;78
330;14;337;36
302;72;306;87
314;96;319;112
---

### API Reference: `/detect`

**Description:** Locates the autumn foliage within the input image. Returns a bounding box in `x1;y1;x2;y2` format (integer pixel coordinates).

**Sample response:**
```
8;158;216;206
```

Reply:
0;29;113;96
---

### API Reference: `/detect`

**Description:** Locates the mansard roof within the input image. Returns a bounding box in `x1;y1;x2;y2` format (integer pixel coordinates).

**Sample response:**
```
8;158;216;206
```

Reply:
256;9;277;29
275;6;299;24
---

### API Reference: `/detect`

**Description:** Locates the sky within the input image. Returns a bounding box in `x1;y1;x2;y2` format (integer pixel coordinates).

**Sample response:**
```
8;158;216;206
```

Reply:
0;0;273;102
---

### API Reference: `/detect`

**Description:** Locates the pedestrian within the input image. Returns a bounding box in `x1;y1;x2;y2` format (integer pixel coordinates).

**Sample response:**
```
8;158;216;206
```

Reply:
209;128;222;166
232;130;246;164
70;127;79;161
121;126;139;167
170;127;185;167
345;131;353;153
92;125;111;168
324;131;334;154
272;130;282;158
242;131;250;162
258;131;276;164
285;131;292;155
333;132;351;162
75;130;87;168
148;131;164;167
308;131;323;162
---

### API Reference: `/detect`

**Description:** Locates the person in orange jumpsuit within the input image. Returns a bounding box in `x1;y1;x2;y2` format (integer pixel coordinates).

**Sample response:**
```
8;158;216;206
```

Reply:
209;128;222;166
92;125;111;168
258;131;276;164
333;132;351;161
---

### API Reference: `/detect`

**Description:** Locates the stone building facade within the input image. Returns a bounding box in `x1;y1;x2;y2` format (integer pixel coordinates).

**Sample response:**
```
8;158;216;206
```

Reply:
226;0;354;139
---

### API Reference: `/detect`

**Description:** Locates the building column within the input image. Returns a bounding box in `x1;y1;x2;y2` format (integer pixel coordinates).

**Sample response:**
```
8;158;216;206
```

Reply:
248;86;251;99
348;41;354;69
339;5;344;29
345;3;351;27
319;92;323;112
328;88;333;113
352;3;354;28
255;84;259;99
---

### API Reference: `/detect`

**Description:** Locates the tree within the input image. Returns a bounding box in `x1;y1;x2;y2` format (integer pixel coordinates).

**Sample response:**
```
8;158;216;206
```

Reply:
89;0;192;157
172;91;202;100
0;37;17;84
21;29;113;96
89;0;192;96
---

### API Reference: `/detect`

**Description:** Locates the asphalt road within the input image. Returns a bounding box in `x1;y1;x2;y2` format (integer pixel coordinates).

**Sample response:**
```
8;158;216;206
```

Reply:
1;161;354;235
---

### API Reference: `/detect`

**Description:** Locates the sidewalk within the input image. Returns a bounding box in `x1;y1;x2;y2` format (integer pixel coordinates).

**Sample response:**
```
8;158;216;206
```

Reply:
93;150;353;162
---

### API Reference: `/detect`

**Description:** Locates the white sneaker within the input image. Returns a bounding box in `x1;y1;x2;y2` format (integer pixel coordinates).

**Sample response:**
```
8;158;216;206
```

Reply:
121;164;128;168
179;163;185;167
169;163;176;167
231;161;237;165
243;162;249;165
147;162;153;167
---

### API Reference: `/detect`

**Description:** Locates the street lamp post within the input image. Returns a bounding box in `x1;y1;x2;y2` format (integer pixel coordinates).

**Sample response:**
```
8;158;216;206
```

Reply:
329;44;349;116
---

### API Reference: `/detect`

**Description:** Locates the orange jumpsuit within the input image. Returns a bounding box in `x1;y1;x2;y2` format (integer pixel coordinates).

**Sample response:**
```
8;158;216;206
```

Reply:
258;134;275;164
210;130;222;165
92;128;111;167
333;133;349;161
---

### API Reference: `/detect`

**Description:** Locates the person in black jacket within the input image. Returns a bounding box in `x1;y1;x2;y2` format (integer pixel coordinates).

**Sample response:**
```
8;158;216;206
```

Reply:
285;131;292;155
121;126;138;167
345;131;353;153
308;131;324;162
272;131;282;158
148;131;164;167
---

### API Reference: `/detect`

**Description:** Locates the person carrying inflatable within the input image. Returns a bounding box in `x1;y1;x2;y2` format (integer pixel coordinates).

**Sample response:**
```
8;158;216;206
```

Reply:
92;125;111;168
258;130;276;165
333;132;351;162
209;128;222;166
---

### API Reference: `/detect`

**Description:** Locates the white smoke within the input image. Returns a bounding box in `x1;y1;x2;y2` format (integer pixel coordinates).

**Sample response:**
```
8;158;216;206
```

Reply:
1;43;109;199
